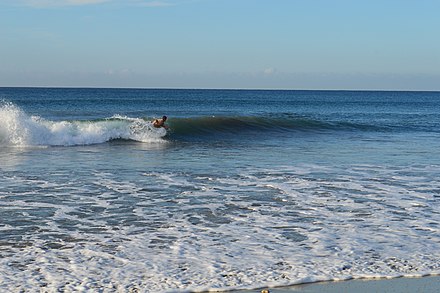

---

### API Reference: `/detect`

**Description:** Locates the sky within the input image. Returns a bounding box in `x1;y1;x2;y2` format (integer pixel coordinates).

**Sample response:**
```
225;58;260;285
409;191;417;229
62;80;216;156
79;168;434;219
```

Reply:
0;0;439;90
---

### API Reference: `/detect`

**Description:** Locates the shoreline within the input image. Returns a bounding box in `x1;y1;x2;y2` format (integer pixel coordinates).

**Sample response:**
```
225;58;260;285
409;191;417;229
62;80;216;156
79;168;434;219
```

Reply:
237;275;440;293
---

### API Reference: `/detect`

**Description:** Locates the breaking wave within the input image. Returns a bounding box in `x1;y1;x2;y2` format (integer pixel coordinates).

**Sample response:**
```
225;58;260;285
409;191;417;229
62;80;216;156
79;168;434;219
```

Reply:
0;102;166;147
0;102;393;147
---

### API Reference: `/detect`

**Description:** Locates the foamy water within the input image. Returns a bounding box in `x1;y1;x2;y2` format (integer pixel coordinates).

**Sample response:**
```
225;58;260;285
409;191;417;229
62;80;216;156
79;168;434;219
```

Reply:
1;163;439;291
0;103;166;146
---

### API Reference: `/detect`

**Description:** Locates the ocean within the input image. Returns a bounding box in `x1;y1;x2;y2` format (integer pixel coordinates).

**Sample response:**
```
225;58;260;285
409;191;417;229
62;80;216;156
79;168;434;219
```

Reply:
0;88;439;292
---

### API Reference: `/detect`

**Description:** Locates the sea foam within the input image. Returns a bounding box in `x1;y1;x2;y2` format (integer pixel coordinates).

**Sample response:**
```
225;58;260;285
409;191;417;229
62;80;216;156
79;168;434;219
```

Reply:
0;164;439;292
0;102;166;146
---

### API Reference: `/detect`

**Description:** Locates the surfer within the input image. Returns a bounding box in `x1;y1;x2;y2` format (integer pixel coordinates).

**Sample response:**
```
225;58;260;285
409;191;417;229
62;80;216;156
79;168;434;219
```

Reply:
152;115;169;129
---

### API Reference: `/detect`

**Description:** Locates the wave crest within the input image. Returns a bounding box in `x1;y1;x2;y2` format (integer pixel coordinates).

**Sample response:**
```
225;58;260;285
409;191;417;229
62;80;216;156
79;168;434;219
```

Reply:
0;103;167;147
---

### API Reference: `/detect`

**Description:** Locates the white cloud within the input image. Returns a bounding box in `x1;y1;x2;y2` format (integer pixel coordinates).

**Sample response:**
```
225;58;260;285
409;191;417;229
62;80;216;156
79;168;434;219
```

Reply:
19;0;111;7
263;67;277;75
10;0;178;8
66;0;109;4
105;69;133;76
138;1;173;7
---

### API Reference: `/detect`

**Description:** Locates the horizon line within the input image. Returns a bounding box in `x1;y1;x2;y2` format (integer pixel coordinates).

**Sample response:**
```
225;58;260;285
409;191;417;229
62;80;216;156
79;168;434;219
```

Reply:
1;86;439;93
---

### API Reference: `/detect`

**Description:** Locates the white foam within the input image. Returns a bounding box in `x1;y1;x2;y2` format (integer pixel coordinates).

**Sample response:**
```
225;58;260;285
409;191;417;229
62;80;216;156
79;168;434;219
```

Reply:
0;103;166;146
0;161;439;291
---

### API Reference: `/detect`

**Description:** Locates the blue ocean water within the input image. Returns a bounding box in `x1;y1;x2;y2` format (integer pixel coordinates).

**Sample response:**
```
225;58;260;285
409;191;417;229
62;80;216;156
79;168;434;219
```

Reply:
0;88;439;291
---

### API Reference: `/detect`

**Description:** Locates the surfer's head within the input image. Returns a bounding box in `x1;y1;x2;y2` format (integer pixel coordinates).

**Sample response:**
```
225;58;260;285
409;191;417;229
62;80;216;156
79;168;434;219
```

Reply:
162;116;167;121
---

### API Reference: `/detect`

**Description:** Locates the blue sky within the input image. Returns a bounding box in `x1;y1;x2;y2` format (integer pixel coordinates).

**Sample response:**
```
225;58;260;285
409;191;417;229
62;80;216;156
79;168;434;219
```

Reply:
1;0;439;90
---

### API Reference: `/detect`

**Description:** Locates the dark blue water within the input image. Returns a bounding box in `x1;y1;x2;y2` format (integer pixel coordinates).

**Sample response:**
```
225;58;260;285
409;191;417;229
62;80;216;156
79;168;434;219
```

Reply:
1;88;439;291
2;88;439;125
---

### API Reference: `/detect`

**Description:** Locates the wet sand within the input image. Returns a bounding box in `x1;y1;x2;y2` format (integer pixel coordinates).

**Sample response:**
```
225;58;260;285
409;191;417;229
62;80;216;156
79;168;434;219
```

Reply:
238;275;440;293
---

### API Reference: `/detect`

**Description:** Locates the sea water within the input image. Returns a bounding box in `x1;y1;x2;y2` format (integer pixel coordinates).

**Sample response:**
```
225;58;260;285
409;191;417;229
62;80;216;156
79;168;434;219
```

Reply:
0;88;439;292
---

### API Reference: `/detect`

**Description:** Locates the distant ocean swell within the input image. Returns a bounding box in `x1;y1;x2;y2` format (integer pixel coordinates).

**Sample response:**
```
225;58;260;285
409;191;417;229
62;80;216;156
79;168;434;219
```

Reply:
0;102;166;146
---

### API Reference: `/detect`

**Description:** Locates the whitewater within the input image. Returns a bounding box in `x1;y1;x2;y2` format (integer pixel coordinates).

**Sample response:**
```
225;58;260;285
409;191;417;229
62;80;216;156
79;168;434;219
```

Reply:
0;102;166;146
0;88;439;292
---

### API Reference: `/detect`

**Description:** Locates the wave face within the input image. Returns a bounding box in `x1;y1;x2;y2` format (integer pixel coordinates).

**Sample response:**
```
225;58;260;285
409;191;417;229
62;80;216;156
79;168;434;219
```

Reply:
167;115;384;139
0;103;166;146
